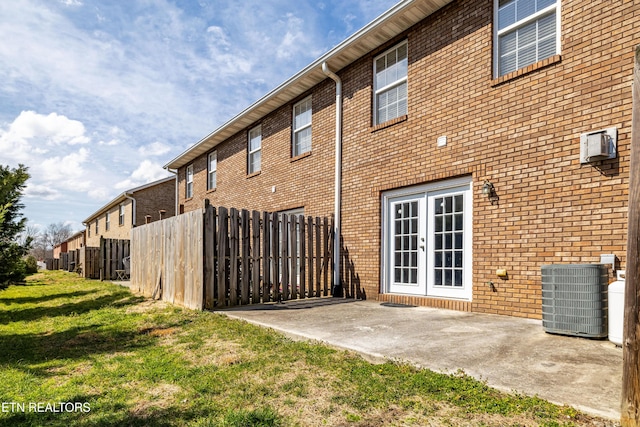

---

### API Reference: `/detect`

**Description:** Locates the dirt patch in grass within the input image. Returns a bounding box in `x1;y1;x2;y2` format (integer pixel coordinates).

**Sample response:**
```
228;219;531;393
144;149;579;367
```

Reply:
126;381;183;419
125;299;170;314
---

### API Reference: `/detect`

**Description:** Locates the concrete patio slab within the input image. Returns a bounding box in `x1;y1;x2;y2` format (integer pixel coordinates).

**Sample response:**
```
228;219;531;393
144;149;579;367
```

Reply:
215;298;622;420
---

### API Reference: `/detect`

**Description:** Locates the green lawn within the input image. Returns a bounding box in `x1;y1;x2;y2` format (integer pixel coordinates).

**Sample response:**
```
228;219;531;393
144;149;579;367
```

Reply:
0;270;614;426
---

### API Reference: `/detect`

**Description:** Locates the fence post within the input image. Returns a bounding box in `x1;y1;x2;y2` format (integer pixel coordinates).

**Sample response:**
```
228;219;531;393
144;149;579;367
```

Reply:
323;217;329;296
217;207;229;307
229;208;239;306
290;214;298;300
203;200;215;310
299;216;306;299
315;217;321;297
271;211;280;302
307;216;314;298
281;213;290;301
252;211;261;304
262;211;271;302
241;209;250;305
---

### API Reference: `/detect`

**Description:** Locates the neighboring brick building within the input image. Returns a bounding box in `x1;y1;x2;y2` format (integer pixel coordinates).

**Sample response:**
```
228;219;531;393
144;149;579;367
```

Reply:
67;230;85;251
165;0;638;319
83;177;176;247
52;241;68;260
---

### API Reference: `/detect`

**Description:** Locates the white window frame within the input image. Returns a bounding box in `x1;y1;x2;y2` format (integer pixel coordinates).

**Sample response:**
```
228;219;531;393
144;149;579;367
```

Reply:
105;212;110;231
95;219;99;235
186;164;194;199
373;41;408;125
292;96;312;157
208;152;217;190
493;0;560;78
248;125;261;174
119;204;125;226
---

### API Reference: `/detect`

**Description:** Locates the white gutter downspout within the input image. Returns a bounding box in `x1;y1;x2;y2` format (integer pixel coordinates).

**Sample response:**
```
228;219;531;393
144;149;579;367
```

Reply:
124;193;136;227
322;62;342;296
167;168;179;217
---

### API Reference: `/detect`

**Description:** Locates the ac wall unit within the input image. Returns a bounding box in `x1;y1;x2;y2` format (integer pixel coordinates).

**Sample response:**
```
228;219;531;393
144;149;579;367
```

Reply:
541;264;608;338
580;127;617;163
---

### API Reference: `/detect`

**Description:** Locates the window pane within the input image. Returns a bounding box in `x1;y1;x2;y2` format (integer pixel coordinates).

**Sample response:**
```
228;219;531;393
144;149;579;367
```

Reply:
455;251;463;268
455;270;463;287
294;126;311;156
249;129;261;152
209;171;216;189
519;20;536;46
516;0;535;22
498;1;516;30
500;51;517;75
454;214;463;230
538;0;555;9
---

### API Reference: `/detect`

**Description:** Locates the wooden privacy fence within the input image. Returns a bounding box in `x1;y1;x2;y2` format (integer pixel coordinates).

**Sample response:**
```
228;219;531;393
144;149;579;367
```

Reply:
83;247;100;279
131;210;204;310
130;204;334;310
100;238;130;280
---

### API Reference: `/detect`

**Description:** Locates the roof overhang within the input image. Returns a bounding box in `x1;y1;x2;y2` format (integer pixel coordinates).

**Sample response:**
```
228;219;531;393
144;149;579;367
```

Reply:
164;0;453;170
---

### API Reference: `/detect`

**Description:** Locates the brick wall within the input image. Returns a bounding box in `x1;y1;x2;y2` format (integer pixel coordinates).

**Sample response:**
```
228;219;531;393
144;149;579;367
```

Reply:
134;179;176;225
177;0;638;319
179;83;336;219
85;201;133;247
85;179;175;247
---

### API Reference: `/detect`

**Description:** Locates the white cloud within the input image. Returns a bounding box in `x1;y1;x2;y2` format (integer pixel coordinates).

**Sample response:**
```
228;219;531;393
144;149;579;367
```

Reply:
24;184;61;201
40;147;91;186
139;141;171;156
115;160;170;190
0;111;90;162
8;111;89;146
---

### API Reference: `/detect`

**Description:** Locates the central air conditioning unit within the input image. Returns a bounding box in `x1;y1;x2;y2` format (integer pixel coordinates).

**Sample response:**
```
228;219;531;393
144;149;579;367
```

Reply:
541;264;608;338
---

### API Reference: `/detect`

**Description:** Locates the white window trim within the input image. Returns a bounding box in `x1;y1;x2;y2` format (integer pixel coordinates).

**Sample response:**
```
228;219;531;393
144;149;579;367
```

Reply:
292;96;312;157
373;40;408;125
119;204;125;226
493;0;561;78
208;151;217;190
95;219;99;234
248;125;261;174
186;164;194;198
105;212;110;231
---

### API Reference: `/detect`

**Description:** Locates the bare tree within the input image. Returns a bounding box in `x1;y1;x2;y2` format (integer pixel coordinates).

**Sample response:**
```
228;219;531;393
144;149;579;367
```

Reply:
19;224;45;260
43;222;73;251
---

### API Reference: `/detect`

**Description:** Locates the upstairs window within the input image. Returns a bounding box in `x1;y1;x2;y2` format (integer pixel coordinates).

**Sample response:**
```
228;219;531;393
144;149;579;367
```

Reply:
374;41;408;125
186;164;194;198
105;212;110;231
293;97;312;157
495;0;559;77
208;152;217;190
119;204;125;226
94;219;98;234
248;125;261;174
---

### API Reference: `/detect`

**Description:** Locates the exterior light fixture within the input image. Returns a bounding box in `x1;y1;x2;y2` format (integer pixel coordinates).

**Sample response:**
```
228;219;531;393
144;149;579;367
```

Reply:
482;180;499;205
482;180;494;196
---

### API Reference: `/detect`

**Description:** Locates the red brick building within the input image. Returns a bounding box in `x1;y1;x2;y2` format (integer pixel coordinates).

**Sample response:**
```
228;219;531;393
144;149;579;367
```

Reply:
165;0;638;319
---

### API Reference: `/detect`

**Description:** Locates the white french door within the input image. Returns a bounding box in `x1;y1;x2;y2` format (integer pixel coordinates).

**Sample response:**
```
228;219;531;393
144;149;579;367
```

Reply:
382;178;473;301
387;195;426;295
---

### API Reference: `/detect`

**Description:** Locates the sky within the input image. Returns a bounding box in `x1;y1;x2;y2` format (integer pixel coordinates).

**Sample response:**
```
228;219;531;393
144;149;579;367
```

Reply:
0;0;399;233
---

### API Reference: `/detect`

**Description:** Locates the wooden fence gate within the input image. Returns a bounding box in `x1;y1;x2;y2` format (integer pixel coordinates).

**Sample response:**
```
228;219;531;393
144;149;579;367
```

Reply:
131;203;334;310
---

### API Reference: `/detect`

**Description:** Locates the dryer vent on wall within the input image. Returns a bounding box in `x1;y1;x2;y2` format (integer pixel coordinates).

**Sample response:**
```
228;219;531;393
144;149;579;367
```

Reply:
541;264;608;338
